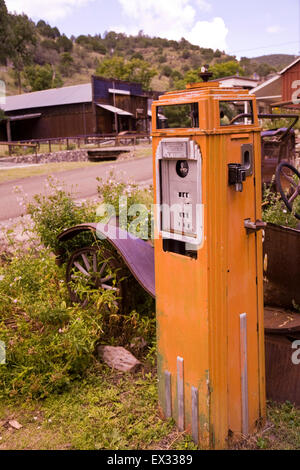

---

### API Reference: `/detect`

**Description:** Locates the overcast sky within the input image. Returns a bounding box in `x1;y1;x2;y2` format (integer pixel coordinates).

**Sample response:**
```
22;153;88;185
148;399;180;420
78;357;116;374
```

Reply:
5;0;300;58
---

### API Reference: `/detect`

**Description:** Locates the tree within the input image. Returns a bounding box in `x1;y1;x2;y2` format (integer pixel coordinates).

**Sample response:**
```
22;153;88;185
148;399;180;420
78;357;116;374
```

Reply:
24;64;63;91
240;57;254;76
57;34;73;52
171;67;208;91
37;20;60;39
75;34;106;54
96;56;156;90
210;61;244;79
257;63;277;78
0;0;11;63
96;56;128;81
103;31;118;50
58;52;74;77
41;39;60;52
34;44;59;66
162;65;173;77
0;108;7;121
9;14;37;92
181;50;190;60
126;58;156;90
214;49;222;58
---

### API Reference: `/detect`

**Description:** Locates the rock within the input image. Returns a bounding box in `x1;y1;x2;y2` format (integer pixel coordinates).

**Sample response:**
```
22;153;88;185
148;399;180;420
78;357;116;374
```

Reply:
97;346;142;373
8;420;22;430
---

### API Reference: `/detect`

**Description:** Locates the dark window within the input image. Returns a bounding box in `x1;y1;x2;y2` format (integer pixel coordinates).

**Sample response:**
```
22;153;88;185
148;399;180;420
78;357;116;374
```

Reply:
219;101;254;126
156;103;199;129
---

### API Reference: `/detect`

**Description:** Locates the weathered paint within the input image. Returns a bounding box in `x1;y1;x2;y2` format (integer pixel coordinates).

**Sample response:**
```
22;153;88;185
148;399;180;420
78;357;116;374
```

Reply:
152;82;266;449
282;60;300;105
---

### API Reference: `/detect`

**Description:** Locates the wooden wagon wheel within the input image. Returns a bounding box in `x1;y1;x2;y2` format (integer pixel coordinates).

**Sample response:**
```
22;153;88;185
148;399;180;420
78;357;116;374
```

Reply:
66;246;124;307
276;162;300;220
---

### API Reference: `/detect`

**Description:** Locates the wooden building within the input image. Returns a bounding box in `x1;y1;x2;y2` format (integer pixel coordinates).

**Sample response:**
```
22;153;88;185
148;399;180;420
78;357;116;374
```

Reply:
0;76;152;142
251;57;300;112
281;57;300;107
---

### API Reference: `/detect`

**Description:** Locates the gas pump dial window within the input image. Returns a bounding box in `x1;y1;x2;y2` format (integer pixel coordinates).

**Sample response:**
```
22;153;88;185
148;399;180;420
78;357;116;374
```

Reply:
219;100;254;126
156;103;199;129
176;160;189;178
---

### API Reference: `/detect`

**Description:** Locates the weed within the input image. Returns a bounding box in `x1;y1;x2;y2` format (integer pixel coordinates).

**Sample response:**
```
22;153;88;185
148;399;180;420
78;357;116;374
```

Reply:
97;170;153;240
262;183;300;229
1;176;156;400
27;177;98;258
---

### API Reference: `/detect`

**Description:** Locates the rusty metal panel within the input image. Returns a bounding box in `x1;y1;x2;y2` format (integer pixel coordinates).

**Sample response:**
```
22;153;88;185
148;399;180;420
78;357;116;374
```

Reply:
265;334;300;406
57;223;156;299
264;223;300;309
265;307;300;335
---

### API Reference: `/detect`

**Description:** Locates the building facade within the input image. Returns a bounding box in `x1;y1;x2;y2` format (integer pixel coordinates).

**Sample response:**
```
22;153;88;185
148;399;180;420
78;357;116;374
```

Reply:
0;76;153;142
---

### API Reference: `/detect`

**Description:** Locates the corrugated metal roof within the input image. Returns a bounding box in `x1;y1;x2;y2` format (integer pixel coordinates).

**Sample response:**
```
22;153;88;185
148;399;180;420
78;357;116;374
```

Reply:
97;103;133;116
1;83;92;112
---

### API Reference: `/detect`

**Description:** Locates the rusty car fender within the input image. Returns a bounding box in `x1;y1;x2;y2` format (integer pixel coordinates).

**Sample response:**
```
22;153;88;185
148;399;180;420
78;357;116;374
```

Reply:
57;223;156;299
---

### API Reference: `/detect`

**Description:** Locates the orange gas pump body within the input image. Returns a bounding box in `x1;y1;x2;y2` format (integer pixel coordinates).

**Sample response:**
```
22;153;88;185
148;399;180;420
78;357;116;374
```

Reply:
152;82;266;449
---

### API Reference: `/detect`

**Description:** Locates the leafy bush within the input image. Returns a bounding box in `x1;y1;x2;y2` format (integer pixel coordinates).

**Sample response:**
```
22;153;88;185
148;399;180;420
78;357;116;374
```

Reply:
27;177;97;255
0;249;101;399
262;183;300;229
97;171;153;240
0;177;156;400
24;64;63;92
0;244;155;399
5;146;35;156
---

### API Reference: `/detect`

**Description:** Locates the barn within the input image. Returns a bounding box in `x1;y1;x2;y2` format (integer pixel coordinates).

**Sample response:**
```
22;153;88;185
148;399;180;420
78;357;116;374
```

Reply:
0;76;152;142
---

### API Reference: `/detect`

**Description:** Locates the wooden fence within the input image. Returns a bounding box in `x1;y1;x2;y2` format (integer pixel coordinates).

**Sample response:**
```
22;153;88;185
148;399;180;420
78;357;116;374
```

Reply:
0;133;151;160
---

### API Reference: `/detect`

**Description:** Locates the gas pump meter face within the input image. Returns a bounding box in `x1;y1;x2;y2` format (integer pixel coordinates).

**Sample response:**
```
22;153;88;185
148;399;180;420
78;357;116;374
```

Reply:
155;136;203;256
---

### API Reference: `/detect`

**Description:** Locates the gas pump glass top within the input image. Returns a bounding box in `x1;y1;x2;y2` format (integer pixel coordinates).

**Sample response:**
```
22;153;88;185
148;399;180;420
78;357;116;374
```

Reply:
156;103;199;129
219;100;254;126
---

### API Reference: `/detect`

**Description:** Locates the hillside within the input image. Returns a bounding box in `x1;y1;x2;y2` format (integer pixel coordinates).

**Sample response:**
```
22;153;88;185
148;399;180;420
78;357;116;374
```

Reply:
0;5;298;96
250;54;298;70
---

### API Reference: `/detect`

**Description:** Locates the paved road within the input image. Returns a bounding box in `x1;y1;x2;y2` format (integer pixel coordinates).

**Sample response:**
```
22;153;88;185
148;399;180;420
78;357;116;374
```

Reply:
0;156;153;222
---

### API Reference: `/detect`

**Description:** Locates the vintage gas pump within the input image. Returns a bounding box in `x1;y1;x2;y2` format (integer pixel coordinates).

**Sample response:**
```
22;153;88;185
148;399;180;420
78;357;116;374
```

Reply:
152;82;266;449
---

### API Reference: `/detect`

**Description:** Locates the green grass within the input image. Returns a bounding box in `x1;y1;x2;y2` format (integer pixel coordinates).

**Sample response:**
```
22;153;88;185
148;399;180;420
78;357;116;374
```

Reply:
0;369;299;450
0;369;196;450
231;402;300;450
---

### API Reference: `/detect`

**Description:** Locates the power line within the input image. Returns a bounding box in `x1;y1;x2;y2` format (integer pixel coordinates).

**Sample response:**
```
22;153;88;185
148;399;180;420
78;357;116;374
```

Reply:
229;40;299;55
